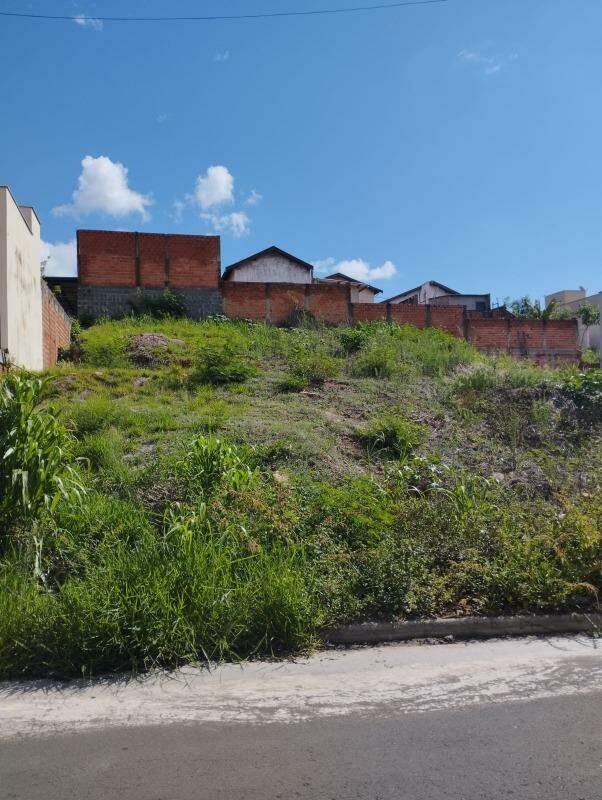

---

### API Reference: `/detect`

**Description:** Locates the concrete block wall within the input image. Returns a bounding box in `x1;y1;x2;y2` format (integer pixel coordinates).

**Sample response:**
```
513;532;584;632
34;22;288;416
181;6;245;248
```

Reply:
78;285;222;321
42;281;71;368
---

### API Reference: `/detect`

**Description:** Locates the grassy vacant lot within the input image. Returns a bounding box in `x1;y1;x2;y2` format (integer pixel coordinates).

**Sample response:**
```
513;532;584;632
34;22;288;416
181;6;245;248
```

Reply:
1;316;600;678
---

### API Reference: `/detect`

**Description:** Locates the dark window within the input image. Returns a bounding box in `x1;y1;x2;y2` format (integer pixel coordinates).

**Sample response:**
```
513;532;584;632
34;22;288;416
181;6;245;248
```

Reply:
475;301;487;312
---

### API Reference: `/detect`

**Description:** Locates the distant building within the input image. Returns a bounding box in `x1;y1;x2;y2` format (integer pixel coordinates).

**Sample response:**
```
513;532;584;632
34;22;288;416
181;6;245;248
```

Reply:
319;272;382;303
383;280;490;312
546;287;601;356
222;246;314;284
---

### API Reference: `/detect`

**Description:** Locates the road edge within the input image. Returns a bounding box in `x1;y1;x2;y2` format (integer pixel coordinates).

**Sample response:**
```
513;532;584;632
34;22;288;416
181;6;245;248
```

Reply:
324;612;602;644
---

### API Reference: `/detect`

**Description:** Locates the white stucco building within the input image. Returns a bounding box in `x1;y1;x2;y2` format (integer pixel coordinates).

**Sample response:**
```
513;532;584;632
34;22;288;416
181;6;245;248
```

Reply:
546;287;602;356
0;186;43;370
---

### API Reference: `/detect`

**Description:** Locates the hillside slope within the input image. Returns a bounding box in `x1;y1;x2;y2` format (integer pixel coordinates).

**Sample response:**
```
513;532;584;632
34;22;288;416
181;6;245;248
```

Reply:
1;317;600;677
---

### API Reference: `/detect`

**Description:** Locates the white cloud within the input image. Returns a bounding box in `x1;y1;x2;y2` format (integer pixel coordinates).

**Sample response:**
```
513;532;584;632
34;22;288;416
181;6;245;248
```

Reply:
193;165;234;210
458;47;516;76
245;189;262;206
41;239;77;277
172;199;185;222
201;211;250;238
176;166;254;236
213;50;230;62
156;113;169;124
314;257;397;283
53;155;152;221
74;15;103;31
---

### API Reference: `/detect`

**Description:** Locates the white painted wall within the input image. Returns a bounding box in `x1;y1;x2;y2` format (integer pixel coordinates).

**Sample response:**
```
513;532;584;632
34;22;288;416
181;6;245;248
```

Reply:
357;287;377;303
0;187;43;370
228;253;312;284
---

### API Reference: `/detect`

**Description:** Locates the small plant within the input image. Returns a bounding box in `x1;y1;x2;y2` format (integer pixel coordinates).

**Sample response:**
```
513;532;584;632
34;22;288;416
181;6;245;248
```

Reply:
288;347;338;386
562;369;602;412
581;348;600;367
132;289;188;319
179;435;257;497
276;373;309;393
453;366;498;395
350;342;396;379
357;412;427;458
191;338;255;386
340;327;369;355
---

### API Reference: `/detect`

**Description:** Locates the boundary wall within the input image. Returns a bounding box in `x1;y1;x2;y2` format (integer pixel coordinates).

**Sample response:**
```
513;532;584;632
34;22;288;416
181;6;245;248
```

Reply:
223;281;579;363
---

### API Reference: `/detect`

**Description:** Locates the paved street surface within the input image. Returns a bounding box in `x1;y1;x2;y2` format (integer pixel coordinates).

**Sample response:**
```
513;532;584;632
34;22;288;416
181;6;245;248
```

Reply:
1;635;601;799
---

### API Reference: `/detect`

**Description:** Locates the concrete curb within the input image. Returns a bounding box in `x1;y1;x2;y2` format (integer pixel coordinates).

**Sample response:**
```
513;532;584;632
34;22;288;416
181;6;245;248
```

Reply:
324;613;602;644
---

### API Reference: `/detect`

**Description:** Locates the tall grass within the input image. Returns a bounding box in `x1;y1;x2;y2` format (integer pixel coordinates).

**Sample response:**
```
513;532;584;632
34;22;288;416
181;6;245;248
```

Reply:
0;318;599;679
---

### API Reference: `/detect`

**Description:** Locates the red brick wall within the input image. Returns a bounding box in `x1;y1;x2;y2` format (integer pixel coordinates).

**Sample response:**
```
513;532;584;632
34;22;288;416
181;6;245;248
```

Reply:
544;320;580;350
430;305;464;337
77;230;220;289
268;284;306;323
223;282;351;324
306;283;351;324
223;282;267;320
352;303;388;322
139;233;167;288
168;235;220;289
467;318;509;349
42;283;71;369
78;230;136;286
390;304;428;328
467;317;578;358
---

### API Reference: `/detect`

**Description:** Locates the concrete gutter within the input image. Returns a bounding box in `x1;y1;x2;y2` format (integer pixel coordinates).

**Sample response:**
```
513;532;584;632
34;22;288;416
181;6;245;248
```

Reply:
324;613;602;644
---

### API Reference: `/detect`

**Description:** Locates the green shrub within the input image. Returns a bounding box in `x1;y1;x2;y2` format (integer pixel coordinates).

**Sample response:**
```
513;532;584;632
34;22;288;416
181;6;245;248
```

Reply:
179;435;257;497
133;289;187;319
68;396;136;436
288;347;339;386
276;373;309;393
453;366;499;395
563;369;602;411
76;428;125;472
357;412;427;458
350;341;396;379
191;337;255;386
340;327;369;355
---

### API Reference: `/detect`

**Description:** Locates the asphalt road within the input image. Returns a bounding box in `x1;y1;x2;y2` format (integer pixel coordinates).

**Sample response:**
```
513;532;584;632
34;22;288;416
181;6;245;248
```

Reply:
1;636;601;799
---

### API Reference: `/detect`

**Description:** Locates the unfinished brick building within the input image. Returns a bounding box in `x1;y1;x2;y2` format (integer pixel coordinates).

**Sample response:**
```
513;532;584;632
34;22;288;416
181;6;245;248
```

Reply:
76;230;222;319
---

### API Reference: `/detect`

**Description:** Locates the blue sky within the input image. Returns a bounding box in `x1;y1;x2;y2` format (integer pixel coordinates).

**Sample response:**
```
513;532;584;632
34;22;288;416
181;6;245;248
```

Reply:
1;0;601;303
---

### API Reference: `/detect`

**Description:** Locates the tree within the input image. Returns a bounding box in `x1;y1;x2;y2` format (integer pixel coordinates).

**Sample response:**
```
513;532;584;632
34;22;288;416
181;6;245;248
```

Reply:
575;303;601;348
507;296;563;320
